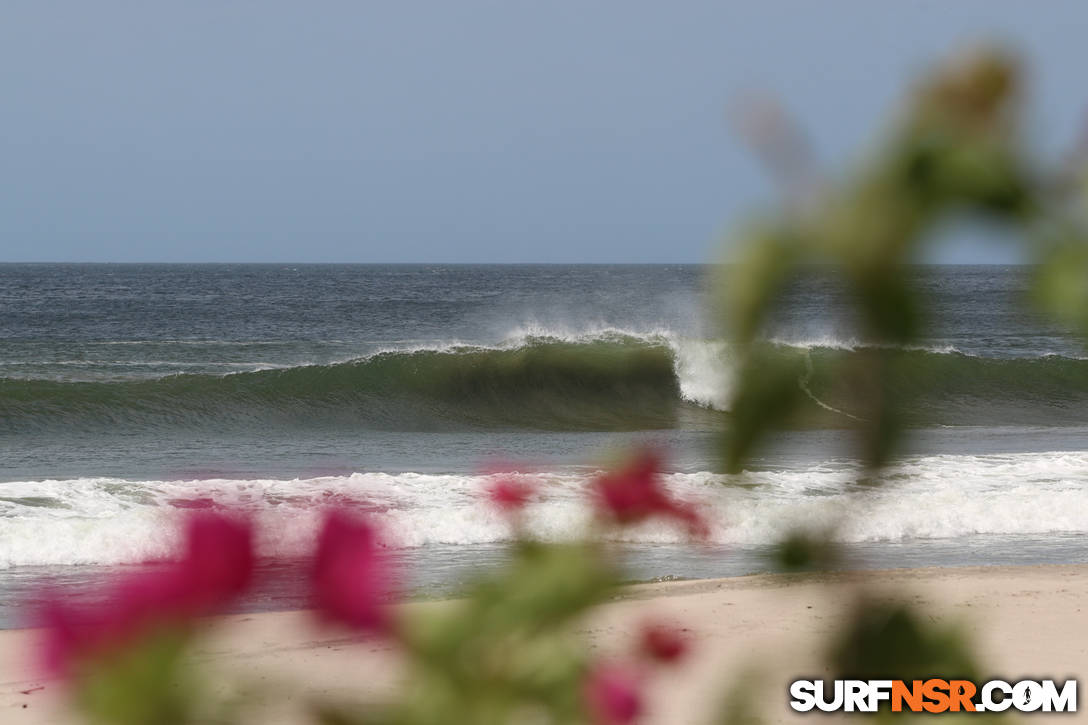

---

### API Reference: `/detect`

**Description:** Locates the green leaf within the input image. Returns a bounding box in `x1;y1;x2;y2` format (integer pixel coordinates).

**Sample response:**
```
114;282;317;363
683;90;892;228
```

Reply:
1034;234;1088;340
74;627;197;725
723;347;807;473
722;225;800;344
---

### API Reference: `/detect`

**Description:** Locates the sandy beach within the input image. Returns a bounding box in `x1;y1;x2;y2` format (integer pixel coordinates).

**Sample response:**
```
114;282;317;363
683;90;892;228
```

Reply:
6;4;1088;722
0;563;1084;724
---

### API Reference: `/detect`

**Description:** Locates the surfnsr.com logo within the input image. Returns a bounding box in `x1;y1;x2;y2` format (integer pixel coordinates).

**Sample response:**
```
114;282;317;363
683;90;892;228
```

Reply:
790;679;1077;713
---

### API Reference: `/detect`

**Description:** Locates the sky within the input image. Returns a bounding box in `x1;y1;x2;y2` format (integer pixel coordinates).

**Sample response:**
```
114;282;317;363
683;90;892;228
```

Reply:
2;1;1086;263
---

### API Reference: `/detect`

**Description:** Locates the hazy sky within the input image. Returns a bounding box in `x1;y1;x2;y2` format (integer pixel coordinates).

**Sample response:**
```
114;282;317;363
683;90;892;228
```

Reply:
2;1;1085;263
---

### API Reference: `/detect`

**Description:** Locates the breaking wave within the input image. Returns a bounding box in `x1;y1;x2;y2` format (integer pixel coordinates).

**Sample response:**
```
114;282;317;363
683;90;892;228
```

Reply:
2;331;1088;432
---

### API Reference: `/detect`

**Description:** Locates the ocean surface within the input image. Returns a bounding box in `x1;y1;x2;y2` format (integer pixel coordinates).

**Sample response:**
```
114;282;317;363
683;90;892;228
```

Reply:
2;264;1087;627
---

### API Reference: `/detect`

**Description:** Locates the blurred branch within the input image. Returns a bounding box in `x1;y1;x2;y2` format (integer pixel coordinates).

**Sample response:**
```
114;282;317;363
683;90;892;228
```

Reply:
729;92;820;209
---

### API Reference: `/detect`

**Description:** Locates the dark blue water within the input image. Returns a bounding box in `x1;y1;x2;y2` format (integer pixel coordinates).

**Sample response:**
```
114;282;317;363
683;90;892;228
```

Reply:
3;264;1085;477
1;264;1087;627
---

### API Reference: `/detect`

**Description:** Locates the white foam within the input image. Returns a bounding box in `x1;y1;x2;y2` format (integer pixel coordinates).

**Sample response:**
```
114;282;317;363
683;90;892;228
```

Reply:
1;451;1087;567
766;336;962;355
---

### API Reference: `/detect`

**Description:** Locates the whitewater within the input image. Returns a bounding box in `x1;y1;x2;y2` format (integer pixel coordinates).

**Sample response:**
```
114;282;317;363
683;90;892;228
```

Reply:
2;451;1088;567
2;264;1087;622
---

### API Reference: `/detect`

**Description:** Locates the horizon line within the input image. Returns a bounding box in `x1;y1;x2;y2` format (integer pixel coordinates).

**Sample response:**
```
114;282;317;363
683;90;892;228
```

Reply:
0;260;1031;266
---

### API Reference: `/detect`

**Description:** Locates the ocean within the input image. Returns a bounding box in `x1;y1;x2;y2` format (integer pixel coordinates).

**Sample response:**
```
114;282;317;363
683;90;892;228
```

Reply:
2;263;1086;626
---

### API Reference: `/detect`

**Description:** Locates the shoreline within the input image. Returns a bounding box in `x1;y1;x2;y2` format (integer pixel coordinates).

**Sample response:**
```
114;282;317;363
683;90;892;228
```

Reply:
4;535;1085;631
1;562;1085;723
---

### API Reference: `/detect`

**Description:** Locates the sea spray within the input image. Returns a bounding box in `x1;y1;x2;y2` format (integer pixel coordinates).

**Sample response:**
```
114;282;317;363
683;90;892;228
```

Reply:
4;334;1088;433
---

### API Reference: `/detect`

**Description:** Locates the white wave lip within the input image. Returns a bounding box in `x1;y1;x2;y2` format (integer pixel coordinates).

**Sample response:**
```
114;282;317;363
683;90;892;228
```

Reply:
279;326;978;414
1;451;1087;567
370;324;739;411
499;325;738;410
11;324;994;413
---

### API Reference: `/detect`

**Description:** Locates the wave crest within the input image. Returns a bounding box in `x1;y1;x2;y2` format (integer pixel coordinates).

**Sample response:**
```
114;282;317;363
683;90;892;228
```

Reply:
2;333;1087;432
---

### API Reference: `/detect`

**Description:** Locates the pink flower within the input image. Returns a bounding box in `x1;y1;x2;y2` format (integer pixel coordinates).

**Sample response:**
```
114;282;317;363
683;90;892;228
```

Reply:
39;598;115;678
39;569;195;677
486;477;534;512
38;511;254;678
638;622;689;664
591;450;706;537
584;664;644;724
178;512;255;611
592;450;667;524
310;509;395;634
665;501;709;540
